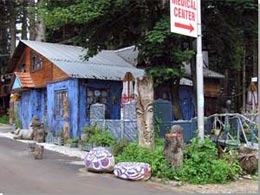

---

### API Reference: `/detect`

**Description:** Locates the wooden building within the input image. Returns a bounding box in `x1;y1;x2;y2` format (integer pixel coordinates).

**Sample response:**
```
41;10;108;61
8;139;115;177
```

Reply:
8;40;144;137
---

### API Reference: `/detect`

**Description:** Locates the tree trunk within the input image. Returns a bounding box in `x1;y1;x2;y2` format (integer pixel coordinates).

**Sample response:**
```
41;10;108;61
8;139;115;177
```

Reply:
8;0;16;56
136;76;155;150
0;1;10;72
28;0;36;40
35;0;46;42
21;0;29;40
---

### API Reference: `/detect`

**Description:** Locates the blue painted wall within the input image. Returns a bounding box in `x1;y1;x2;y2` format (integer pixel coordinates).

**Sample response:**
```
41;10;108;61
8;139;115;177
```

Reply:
179;86;195;120
47;78;122;138
155;85;195;121
17;78;122;138
47;79;79;138
78;79;122;135
18;89;46;129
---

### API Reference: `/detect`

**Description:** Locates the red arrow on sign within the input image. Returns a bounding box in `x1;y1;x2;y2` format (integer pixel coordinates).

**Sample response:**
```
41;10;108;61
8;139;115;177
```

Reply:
174;22;194;32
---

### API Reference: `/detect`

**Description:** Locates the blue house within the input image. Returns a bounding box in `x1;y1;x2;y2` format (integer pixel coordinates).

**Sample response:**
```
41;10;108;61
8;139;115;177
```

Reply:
9;40;144;138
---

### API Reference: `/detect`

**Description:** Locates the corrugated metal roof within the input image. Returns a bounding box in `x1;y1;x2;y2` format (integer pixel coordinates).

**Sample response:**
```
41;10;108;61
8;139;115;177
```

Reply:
182;63;225;79
114;46;139;66
21;40;145;81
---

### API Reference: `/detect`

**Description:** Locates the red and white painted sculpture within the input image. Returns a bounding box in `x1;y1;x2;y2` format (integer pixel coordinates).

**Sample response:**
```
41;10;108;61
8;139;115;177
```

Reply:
84;147;115;173
114;162;152;181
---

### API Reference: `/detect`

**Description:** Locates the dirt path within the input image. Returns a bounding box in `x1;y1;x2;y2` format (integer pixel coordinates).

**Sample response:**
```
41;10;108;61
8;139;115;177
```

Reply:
150;177;259;193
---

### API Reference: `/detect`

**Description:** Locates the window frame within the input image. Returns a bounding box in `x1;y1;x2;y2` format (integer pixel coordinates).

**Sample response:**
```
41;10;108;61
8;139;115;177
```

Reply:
30;52;43;72
54;90;68;119
86;88;109;119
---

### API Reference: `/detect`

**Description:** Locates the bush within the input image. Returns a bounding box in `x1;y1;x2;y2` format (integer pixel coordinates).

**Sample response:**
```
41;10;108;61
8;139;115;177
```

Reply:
0;115;9;124
81;123;115;147
176;136;242;184
66;137;79;144
112;137;129;156
115;142;173;178
89;130;115;146
116;136;242;184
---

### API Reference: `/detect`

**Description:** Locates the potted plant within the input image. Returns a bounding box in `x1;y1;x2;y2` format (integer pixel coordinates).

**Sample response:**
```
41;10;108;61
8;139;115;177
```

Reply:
65;137;79;148
53;130;64;146
45;131;54;143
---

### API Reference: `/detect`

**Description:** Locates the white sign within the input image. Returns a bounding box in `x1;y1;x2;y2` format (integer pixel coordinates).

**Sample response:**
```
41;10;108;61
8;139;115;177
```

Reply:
251;77;257;82
170;0;197;37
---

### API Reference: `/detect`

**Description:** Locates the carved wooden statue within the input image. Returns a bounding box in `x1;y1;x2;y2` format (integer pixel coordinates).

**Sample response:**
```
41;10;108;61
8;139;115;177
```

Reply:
135;76;155;150
63;95;70;143
31;115;45;143
164;125;184;168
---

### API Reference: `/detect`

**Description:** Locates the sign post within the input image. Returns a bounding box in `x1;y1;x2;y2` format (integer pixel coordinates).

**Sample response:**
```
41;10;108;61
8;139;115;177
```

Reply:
257;0;260;140
170;0;204;141
196;0;204;141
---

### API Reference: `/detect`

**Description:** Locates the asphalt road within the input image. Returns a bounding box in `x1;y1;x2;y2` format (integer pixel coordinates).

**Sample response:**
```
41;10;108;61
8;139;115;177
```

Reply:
0;136;173;195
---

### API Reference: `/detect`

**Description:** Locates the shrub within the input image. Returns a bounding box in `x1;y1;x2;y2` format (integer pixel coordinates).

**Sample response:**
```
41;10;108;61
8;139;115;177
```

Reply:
112;137;129;156
116;136;242;184
0;115;9;124
88;130;115;146
66;137;79;144
81;123;115;147
115;142;173;178
176;136;242;184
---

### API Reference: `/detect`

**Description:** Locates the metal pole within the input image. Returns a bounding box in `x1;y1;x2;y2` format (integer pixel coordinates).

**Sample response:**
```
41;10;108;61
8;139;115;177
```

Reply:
196;0;204;141
257;0;260;146
257;0;260;175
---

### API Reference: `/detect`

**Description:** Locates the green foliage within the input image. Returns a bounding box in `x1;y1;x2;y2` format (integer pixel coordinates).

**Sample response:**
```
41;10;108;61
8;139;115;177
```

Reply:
176;136;242;184
81;123;115;147
89;130;115;147
116;136;242;184
8;107;21;128
0;115;9;124
112;137;129;156
45;0;116;28
14;117;21;129
202;0;257;71
115;142;173;178
139;16;194;88
66;137;79;144
82;123;101;143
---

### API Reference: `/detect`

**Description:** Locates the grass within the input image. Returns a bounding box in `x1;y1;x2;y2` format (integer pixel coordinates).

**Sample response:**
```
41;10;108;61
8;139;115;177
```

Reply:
0;115;9;124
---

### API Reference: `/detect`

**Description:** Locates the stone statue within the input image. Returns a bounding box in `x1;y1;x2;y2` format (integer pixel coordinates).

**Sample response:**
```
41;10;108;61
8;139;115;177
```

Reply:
63;95;70;143
135;76;155;150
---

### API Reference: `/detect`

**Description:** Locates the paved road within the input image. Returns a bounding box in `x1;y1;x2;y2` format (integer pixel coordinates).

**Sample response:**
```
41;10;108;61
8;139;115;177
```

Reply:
0;136;173;195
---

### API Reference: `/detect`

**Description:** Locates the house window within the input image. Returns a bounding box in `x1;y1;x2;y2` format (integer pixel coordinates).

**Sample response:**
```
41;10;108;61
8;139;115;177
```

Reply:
55;90;67;118
86;88;109;118
31;52;43;72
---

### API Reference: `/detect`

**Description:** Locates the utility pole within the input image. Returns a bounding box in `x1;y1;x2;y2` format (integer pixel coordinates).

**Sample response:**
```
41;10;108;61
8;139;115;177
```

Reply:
196;0;204;141
257;0;260;140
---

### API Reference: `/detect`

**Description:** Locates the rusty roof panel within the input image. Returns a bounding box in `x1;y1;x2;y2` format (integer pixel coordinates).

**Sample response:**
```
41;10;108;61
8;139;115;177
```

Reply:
15;72;35;88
